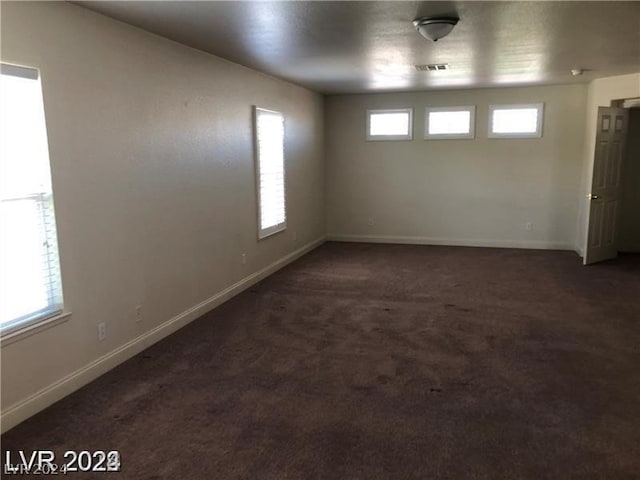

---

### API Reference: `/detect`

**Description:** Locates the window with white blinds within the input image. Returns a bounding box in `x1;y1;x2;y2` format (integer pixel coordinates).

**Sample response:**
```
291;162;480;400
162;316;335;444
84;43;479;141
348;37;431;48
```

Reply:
0;63;64;333
254;107;286;239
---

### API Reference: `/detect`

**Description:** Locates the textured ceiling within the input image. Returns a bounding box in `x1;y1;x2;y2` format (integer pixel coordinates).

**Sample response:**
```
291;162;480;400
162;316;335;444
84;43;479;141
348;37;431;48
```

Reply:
78;1;640;94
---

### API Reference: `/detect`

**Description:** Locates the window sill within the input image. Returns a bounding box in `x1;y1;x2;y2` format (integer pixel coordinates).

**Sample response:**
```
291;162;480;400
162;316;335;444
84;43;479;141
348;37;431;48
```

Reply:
424;134;475;140
1;311;72;347
487;133;543;139
365;136;413;142
259;224;287;240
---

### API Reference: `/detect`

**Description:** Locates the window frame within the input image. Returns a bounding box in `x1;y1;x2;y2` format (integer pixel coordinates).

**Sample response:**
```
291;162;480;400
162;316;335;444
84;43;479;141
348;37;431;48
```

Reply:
253;106;287;240
366;108;413;141
424;105;476;140
488;103;544;139
0;62;66;337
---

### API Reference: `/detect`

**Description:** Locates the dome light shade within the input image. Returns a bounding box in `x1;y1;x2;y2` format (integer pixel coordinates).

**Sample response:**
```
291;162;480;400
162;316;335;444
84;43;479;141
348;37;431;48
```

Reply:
413;17;459;42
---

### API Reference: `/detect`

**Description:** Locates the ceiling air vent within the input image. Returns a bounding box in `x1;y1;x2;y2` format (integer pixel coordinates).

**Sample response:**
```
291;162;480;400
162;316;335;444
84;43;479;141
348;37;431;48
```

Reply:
415;63;449;72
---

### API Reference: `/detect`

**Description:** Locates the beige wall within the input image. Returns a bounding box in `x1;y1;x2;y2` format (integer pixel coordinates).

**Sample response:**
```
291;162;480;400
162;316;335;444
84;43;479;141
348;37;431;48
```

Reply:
619;108;640;252
576;73;640;257
326;85;587;250
0;1;325;430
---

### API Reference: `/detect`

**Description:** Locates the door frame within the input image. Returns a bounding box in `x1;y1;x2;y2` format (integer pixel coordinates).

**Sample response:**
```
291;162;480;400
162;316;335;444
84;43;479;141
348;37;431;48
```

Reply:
583;106;629;265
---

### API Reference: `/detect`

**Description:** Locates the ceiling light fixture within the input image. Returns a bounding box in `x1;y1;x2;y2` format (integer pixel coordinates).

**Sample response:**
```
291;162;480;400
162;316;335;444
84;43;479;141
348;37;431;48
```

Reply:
413;16;459;42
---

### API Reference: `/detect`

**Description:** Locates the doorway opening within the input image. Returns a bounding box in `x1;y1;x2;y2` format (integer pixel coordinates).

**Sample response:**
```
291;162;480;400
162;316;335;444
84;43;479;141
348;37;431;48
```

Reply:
618;103;640;255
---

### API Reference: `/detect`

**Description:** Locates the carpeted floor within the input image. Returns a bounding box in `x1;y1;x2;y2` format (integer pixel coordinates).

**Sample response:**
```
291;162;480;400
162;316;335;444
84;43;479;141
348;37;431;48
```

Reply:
2;242;640;479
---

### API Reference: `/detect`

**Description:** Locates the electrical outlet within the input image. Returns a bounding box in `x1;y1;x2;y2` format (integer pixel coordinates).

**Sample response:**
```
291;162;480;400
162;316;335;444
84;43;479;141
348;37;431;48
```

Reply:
525;222;533;231
367;217;375;226
241;253;247;265
98;322;106;341
135;305;142;323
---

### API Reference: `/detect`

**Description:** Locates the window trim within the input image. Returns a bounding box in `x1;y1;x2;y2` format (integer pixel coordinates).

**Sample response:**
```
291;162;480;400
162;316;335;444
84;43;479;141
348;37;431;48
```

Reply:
488;103;544;139
366;108;413;141
253;106;287;240
1;311;71;347
424;105;476;140
0;62;66;336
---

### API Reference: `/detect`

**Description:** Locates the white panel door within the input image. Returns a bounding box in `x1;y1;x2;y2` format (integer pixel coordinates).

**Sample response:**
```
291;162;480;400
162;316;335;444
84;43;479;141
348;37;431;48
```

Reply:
584;107;628;265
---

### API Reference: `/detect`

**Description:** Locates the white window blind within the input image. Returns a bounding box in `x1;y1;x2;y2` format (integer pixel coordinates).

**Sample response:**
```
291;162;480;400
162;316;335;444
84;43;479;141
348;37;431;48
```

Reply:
0;63;64;333
254;107;286;239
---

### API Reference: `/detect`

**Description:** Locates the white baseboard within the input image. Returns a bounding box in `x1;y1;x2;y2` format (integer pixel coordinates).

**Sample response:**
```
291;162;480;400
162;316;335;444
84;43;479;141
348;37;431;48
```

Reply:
1;236;325;434
327;233;574;251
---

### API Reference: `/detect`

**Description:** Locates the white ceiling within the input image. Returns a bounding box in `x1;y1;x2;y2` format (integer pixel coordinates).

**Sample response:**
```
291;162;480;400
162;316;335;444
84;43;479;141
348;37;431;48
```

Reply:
78;1;640;94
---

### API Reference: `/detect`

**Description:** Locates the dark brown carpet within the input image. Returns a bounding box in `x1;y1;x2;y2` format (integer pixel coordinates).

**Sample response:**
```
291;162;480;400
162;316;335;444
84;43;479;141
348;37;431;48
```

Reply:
3;242;640;479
